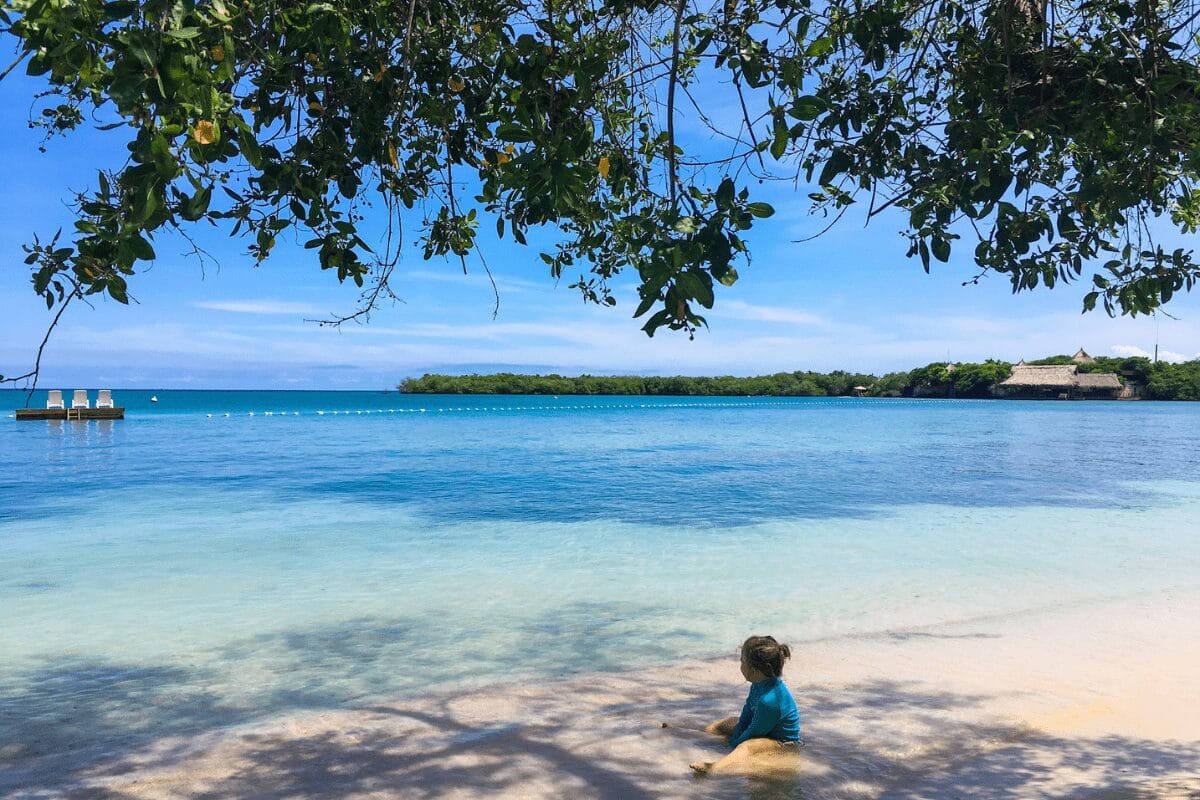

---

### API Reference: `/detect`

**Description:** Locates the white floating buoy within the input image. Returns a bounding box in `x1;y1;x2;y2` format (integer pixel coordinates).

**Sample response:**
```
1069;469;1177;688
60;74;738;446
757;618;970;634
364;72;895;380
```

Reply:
317;411;325;415
207;413;213;418
223;413;230;417
249;412;255;416
265;412;274;416
150;395;158;403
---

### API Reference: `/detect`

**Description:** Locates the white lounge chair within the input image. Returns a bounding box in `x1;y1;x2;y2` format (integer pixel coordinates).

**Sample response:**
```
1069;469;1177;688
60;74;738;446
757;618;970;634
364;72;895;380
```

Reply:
71;390;90;409
46;390;65;409
95;389;114;409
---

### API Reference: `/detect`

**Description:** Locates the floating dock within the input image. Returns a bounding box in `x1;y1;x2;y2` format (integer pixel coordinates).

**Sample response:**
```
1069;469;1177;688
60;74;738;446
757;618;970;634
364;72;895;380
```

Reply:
15;408;125;421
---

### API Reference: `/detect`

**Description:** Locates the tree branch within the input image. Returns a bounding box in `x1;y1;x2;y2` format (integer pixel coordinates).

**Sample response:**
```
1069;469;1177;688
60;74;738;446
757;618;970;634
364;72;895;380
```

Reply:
666;0;686;209
0;51;30;83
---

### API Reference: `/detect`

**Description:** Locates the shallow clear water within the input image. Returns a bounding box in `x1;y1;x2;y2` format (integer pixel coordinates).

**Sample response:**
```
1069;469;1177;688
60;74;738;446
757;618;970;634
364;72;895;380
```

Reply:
1;390;1198;776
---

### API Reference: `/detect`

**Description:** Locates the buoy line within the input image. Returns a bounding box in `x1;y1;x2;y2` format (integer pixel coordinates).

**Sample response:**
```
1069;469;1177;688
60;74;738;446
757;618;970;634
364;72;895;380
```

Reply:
196;397;970;418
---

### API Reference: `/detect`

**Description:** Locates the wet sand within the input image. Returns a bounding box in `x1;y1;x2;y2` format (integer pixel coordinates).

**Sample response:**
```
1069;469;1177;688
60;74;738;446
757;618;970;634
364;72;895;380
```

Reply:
5;587;1199;799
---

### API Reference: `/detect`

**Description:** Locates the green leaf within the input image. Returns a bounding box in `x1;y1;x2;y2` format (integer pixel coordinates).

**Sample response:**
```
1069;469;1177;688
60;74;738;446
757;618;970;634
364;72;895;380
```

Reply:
715;177;735;210
103;1;137;20
496;124;532;143
34;267;53;295
931;236;950;263
181;187;212;221
805;37;832;57
107;275;130;303
789;96;825;120
641;308;671;336
1057;211;1078;238
130;235;156;261
633;294;658;317
818;151;852;186
678;270;714;308
337;174;359;199
771;117;788;159
238;129;263;168
746;202;774;218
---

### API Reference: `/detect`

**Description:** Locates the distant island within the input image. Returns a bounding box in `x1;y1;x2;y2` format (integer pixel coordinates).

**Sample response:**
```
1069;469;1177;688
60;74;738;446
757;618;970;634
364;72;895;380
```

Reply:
400;351;1200;400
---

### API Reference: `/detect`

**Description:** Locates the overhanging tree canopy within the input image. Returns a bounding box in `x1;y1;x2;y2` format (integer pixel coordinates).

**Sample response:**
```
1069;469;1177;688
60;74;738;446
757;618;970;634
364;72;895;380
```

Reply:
3;0;1199;352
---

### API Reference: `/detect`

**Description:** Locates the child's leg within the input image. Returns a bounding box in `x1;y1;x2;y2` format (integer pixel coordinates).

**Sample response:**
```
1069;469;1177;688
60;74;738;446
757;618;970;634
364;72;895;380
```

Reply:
690;738;799;776
703;716;740;737
661;716;738;737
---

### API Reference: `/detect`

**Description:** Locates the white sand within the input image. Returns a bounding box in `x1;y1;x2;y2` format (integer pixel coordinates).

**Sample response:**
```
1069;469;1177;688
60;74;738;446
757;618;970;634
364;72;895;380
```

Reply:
6;588;1199;799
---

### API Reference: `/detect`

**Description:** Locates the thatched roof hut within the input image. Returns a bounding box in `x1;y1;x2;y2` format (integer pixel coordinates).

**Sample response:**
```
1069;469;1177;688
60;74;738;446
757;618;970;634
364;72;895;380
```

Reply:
994;364;1121;399
1072;348;1095;364
1075;372;1123;391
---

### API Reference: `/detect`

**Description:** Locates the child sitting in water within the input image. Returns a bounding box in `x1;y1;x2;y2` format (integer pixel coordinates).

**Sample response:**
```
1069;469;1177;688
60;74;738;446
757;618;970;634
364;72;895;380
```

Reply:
688;634;801;775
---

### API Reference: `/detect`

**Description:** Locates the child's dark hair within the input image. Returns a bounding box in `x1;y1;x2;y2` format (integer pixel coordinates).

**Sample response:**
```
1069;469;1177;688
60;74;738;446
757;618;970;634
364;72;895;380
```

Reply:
742;635;792;678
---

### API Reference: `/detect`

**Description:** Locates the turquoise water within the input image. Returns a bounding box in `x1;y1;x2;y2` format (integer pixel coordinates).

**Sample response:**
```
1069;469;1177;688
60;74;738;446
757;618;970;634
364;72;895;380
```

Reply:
1;390;1199;786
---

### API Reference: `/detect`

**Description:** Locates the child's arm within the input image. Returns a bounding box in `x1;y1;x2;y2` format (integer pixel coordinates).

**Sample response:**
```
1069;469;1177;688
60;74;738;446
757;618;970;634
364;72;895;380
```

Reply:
726;694;756;744
727;693;781;748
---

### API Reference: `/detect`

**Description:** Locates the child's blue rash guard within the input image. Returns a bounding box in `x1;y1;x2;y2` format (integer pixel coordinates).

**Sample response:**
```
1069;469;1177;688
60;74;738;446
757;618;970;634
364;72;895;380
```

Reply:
728;677;801;748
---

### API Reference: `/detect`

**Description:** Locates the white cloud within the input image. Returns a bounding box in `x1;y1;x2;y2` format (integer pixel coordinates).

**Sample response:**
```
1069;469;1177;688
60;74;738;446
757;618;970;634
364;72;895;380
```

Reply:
1111;344;1152;358
1110;344;1194;363
194;300;324;315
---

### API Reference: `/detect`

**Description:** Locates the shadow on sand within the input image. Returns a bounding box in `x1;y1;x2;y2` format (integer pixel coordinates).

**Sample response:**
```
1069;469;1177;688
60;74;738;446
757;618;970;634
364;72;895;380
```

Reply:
0;602;707;796
3;661;1197;799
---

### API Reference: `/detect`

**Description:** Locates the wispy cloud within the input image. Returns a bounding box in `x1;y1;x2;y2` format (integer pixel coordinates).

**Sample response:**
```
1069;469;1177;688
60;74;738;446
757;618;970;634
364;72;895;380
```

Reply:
715;299;826;326
194;300;324;315
399;268;551;294
892;314;1017;336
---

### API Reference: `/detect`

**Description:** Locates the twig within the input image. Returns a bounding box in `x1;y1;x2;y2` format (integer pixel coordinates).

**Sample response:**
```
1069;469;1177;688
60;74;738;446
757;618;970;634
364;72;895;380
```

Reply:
476;246;501;320
310;262;399;327
793;201;850;243
1;281;83;407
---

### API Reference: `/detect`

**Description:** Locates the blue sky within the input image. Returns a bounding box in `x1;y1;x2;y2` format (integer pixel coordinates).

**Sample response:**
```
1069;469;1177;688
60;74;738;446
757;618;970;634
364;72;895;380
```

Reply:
2;68;1199;389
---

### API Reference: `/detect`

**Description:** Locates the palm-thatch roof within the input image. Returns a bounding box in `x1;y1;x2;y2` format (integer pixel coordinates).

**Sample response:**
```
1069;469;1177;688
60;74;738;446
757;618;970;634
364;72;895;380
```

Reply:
998;365;1079;387
997;364;1121;392
1075;372;1122;389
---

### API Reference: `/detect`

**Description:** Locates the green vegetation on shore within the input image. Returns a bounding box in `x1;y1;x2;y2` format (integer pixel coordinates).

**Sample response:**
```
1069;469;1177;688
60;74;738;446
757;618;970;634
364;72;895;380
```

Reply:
400;356;1200;400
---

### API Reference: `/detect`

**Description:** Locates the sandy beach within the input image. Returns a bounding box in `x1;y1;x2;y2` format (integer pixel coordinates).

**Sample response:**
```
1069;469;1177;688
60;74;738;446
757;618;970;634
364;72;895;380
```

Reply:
3;587;1197;799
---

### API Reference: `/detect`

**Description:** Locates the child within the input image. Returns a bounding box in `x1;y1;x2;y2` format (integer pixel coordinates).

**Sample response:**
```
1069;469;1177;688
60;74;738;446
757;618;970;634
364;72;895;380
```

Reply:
689;634;801;776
